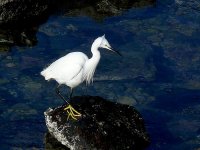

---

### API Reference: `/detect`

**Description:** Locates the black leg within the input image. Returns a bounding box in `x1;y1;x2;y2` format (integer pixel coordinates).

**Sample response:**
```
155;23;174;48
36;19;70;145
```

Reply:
55;85;70;105
69;88;73;99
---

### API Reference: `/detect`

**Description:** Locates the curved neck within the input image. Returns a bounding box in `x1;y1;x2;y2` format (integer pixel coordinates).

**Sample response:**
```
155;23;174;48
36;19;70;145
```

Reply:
91;40;100;58
83;40;101;85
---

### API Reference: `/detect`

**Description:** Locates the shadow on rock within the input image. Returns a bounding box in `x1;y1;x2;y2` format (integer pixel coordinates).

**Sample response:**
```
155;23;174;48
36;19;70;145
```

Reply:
44;95;150;150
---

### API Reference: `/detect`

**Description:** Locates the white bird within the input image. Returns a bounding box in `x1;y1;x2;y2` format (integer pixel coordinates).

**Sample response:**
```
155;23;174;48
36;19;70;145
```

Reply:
41;35;121;120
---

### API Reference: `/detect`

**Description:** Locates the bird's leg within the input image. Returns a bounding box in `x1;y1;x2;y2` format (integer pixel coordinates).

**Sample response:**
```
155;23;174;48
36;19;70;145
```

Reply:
55;85;70;105
69;88;73;100
62;88;81;120
56;86;81;120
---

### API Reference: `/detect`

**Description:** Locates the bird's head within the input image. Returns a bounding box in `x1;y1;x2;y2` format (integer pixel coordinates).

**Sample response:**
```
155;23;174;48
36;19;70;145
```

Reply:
97;34;122;56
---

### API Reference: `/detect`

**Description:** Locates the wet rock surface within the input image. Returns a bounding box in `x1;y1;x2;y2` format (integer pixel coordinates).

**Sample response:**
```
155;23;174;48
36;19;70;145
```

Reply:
44;96;150;150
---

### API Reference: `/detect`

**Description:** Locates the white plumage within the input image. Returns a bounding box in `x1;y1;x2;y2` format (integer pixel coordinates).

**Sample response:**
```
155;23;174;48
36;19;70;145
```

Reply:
41;34;121;94
41;35;121;120
41;52;88;88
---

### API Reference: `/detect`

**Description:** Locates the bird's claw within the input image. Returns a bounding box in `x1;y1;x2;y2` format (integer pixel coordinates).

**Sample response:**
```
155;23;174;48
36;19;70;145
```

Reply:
64;104;81;120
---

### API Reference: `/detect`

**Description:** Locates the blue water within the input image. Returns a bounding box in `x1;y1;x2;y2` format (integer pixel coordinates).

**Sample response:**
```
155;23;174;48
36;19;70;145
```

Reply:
1;0;200;149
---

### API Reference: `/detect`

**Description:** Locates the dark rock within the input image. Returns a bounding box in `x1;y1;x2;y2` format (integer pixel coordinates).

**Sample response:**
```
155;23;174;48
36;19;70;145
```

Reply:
44;96;150;150
45;132;70;150
0;0;155;25
64;0;156;20
0;0;49;25
96;0;155;14
0;0;50;48
0;0;155;49
0;27;38;49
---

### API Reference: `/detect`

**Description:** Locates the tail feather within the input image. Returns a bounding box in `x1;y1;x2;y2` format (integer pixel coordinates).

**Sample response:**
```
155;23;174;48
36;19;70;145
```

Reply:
41;69;51;81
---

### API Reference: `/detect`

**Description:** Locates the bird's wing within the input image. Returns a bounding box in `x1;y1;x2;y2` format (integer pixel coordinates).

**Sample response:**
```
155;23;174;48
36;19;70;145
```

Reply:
43;52;88;82
60;63;84;81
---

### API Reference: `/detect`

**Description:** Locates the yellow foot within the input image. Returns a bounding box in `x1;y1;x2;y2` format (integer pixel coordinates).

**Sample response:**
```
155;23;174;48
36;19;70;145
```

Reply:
64;104;81;120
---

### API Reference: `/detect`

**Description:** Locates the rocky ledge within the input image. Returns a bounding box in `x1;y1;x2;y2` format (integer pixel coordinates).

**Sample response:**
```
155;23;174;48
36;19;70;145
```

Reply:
44;96;150;150
0;0;155;49
0;0;156;24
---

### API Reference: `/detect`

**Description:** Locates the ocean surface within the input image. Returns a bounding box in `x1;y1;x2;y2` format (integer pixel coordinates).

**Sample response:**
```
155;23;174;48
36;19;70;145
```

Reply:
0;0;200;149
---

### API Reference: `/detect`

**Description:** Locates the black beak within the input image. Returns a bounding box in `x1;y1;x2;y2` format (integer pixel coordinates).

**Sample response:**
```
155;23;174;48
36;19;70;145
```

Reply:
109;47;122;56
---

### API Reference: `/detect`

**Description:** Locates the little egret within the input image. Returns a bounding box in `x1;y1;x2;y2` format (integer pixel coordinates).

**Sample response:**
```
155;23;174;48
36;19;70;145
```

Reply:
41;35;121;120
